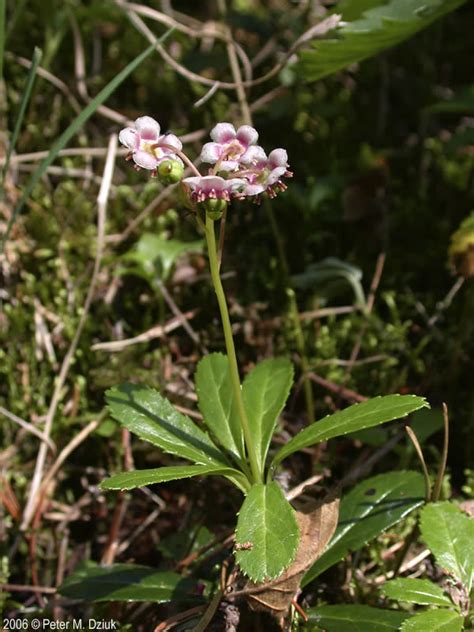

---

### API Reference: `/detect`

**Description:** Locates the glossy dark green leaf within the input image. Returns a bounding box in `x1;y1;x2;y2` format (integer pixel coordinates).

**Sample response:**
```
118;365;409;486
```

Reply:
272;395;428;468
242;358;294;472
100;463;249;493
420;502;474;592
235;482;299;582
400;609;464;632
106;383;228;467
195;353;245;466
306;604;410;631
302;471;425;586
58;563;203;603
298;0;466;82
381;578;453;607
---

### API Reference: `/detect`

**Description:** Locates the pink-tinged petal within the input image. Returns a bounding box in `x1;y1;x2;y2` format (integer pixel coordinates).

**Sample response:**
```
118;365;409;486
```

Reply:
268;148;288;168
244;183;266;196
182;176;202;191
160;133;182;152
119;128;137;150
210;122;236;143
200;142;222;164
199;175;227;193
133;150;160;170
240;145;267;165
236;125;258;147
219;160;240;172
266;166;287;185
135;116;161;140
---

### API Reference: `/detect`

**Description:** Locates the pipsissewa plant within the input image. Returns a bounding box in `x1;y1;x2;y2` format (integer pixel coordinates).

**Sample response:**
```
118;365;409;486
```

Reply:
99;116;428;600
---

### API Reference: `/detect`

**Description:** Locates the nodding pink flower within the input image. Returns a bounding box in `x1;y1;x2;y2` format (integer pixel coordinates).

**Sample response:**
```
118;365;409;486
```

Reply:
200;123;260;172
119;116;183;171
183;175;246;203
240;148;292;198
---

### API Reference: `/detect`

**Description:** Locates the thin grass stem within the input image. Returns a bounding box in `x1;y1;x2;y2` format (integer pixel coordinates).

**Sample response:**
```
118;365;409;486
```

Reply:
1;47;42;191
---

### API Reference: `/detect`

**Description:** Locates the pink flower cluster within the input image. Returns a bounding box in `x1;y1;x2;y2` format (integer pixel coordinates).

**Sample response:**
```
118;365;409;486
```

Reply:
119;116;183;172
119;118;292;205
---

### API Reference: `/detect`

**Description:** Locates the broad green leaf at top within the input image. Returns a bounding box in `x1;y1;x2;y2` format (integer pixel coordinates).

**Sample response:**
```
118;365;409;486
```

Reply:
242;358;294;473
272;394;428;468
303;471;425;586
420;502;474;592
235;482;299;582
106;383;228;468
400;609;464;632
195;353;245;467
297;0;467;83
381;578;454;608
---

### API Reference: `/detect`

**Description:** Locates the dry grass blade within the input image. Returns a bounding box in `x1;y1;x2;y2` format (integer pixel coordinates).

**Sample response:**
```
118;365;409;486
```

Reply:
432;403;450;502
0;406;56;451
91;310;197;352
405;426;431;501
20;134;118;530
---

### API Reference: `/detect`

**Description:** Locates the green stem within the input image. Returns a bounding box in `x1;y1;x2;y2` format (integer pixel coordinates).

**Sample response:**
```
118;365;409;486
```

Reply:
204;214;262;484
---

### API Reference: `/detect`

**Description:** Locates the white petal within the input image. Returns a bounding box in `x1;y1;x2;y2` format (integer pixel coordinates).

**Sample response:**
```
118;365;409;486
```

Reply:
133;150;159;170
200;142;222;164
268;148;288;168
160;133;182;152
240;145;267;165
134;116;161;140
182;176;201;191
119;128;137;150
244;183;265;196
236;125;258;147
266;166;286;185
210;122;236;143
199;175;227;192
219;160;240;172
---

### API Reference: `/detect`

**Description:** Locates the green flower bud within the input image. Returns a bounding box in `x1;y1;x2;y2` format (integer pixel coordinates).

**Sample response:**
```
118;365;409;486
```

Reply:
201;197;227;220
157;159;184;184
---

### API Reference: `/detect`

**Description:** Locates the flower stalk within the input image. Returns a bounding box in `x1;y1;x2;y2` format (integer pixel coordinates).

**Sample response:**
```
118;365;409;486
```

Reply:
204;213;262;484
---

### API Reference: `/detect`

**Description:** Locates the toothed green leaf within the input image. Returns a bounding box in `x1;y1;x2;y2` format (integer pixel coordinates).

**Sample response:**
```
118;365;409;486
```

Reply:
235;482;299;582
106;383;228;467
100;463;249;493
272;394;428;468
298;0;466;82
420;502;474;592
381;578;453;607
195;353;246;467
242;358;294;473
